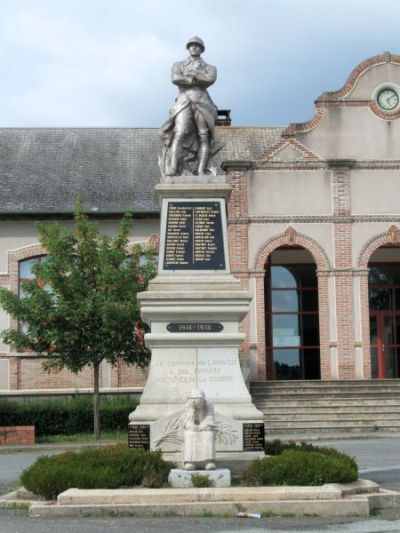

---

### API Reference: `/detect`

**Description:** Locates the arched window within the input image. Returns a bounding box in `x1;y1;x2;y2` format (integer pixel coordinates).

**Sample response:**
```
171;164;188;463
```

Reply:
265;247;320;380
18;256;47;333
18;256;47;298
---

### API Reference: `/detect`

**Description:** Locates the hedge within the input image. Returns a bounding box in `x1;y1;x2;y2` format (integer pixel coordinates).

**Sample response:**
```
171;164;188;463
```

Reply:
21;445;171;499
264;439;358;470
0;396;137;436
242;442;358;486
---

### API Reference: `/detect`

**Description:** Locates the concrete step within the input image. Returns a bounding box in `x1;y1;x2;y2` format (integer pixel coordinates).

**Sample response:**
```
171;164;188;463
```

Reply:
264;410;400;423
251;380;400;438
251;379;400;388
265;418;400;429
252;391;400;399
253;399;400;408
265;426;400;434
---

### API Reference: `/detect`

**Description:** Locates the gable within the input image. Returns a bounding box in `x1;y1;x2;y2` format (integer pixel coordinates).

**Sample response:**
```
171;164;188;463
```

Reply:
283;53;400;161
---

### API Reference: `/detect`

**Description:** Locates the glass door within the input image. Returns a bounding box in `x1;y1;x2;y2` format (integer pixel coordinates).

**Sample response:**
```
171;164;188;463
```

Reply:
370;312;399;378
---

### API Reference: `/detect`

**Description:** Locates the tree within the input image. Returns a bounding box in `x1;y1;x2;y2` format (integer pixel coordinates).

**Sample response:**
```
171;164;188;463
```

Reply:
0;204;156;439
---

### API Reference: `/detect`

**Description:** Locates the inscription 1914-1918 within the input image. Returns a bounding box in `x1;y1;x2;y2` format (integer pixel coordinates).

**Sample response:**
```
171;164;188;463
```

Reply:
163;201;225;270
128;424;150;451
167;322;223;333
243;423;265;451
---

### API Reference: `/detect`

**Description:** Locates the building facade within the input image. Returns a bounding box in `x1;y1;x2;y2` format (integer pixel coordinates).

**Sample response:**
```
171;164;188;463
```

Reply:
1;53;400;395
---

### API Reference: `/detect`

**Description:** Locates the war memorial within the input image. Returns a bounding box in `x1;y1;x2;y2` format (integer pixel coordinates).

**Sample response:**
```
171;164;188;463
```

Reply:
2;38;400;520
2;43;400;439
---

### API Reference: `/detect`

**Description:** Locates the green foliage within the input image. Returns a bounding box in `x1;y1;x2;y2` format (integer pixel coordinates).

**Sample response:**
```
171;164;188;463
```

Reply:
190;473;214;488
264;439;358;471
0;202;156;371
242;448;358;486
20;445;171;499
0;396;136;437
0;201;157;436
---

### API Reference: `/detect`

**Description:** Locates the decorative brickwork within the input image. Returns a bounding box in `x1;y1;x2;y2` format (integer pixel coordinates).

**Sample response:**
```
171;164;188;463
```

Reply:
1;235;158;392
258;137;323;162
358;226;400;269
253;229;330;381
330;167;355;379
225;167;251;356
282;54;400;136
110;359;148;388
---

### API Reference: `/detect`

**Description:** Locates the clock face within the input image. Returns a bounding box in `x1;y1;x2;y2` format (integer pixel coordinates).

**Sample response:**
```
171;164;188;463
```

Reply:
377;88;399;110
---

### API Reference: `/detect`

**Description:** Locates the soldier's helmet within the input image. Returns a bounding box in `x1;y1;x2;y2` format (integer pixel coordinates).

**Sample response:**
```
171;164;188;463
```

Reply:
186;36;205;52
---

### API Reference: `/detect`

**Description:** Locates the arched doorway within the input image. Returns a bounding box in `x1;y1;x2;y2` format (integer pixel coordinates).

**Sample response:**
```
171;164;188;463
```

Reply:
368;246;400;379
264;246;320;380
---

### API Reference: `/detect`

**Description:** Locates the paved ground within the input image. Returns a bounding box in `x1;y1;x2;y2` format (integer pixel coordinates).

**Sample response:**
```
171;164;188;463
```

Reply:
317;438;400;492
1;438;400;532
1;509;400;532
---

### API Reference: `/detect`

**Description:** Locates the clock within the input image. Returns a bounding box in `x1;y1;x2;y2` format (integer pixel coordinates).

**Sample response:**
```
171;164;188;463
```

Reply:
377;88;399;110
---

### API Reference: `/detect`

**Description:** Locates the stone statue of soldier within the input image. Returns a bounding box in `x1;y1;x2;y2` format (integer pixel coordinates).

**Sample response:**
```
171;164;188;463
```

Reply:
160;36;221;177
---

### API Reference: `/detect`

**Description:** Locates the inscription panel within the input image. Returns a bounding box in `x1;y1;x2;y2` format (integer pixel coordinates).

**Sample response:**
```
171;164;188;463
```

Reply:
163;201;225;270
167;322;223;333
243;423;265;451
128;424;150;451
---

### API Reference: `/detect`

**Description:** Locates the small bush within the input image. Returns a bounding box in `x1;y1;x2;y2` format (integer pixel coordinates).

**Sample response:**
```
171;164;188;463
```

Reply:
190;473;214;488
264;439;357;472
20;445;171;499
242;449;358;486
0;396;137;436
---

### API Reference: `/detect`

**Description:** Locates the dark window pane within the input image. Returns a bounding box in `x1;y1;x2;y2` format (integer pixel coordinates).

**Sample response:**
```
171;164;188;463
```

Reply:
274;349;301;380
301;314;320;345
395;289;400;310
303;349;321;380
385;346;396;378
272;290;298;312
395;316;400;346
383;316;395;346
369;288;392;310
370;315;377;345
288;265;317;288
300;289;318;311
371;348;378;378
271;266;297;289
397;348;400;379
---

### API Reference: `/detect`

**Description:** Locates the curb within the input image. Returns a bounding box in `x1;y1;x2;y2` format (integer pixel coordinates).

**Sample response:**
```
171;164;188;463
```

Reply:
29;498;371;518
20;479;400;518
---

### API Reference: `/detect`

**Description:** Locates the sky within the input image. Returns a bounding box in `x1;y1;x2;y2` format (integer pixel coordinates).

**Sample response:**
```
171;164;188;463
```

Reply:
1;0;400;128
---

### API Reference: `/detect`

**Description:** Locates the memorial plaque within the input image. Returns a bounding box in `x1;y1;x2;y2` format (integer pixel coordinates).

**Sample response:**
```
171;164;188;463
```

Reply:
163;201;225;270
167;322;223;333
128;424;150;451
243;423;265;451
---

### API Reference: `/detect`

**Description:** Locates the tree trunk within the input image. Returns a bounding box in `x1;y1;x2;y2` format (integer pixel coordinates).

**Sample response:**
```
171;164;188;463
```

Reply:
93;361;101;440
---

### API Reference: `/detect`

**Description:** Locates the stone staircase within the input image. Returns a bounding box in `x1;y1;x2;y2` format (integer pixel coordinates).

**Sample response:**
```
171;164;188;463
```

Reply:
250;379;400;440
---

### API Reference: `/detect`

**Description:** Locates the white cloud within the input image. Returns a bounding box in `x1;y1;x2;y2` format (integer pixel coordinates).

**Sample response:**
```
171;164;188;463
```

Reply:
0;0;400;126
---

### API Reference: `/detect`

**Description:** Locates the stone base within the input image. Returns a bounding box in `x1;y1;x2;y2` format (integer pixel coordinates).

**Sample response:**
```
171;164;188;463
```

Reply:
168;468;231;488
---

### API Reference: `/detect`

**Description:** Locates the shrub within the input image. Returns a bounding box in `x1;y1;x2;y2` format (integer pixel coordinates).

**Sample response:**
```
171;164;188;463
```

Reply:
0;396;137;436
190;473;214;488
264;439;357;471
21;445;171;499
242;448;358;486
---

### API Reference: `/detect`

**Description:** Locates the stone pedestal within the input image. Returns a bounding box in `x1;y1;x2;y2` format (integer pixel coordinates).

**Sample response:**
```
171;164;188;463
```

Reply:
129;175;263;455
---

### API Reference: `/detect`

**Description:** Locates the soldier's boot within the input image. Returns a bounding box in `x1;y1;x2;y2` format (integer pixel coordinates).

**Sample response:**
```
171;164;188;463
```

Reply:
197;136;209;175
166;134;184;176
